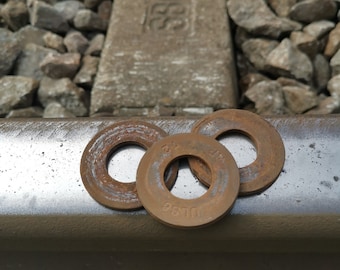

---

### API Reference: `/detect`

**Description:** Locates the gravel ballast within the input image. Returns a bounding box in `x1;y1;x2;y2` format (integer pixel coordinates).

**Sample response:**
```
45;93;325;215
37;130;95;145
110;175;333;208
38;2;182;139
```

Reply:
0;0;340;117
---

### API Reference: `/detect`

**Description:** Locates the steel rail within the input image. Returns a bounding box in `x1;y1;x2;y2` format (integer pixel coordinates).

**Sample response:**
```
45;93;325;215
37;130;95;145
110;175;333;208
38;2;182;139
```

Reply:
0;115;340;252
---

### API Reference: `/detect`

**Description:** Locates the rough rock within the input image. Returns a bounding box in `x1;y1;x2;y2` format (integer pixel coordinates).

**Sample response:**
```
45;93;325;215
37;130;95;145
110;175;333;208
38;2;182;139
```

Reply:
324;23;340;58
267;0;297;17
327;74;340;97
227;0;302;38
40;52;81;79
54;0;85;24
64;31;89;54
0;76;39;116
84;0;103;9
85;33;104;56
43;102;76;118
282;86;318;113
276;76;314;89
43;31;66;53
13;43;56;80
0;28;21;76
38;77;88;116
313;54;331;91
0;5;4;24
277;75;318;92
318;35;329;53
241;38;279;71
15;25;48;48
265;38;313;82
245;80;286;115
27;0;57;5
73;9;107;32
330;49;340;76
289;31;318;58
6;106;43;118
29;1;69;33
74;55;99;88
303;20;335;39
239;73;270;94
289;0;337;23
1;0;28;31
97;0;112;21
236;52;257;78
234;27;252;50
307;96;340;114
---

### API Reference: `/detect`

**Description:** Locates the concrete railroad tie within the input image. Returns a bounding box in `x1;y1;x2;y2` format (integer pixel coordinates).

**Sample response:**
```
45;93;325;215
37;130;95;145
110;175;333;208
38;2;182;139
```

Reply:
91;0;238;116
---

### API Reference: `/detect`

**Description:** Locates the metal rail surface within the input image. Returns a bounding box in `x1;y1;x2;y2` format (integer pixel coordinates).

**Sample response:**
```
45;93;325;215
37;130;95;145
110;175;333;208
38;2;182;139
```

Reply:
0;115;339;252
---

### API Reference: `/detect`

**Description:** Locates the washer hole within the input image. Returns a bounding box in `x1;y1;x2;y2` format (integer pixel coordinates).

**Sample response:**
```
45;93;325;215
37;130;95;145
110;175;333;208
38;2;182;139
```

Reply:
217;132;257;168
107;145;145;183
166;158;208;200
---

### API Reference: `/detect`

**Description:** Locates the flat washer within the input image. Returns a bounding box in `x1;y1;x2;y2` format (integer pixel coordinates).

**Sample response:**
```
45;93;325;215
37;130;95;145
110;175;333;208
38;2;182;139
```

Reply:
189;109;285;195
136;133;240;228
80;121;178;210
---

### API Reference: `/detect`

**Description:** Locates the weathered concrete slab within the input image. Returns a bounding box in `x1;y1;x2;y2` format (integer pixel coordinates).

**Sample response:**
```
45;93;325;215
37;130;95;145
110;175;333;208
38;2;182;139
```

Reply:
91;0;238;115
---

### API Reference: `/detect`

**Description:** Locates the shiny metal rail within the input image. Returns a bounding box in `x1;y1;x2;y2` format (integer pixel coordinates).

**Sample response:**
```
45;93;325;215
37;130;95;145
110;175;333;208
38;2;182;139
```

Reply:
0;115;340;252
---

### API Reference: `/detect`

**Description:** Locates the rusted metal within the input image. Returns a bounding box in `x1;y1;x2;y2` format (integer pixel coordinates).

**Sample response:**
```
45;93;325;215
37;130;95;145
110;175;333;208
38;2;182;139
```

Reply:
0;116;339;252
189;109;285;195
136;133;240;228
80;120;178;210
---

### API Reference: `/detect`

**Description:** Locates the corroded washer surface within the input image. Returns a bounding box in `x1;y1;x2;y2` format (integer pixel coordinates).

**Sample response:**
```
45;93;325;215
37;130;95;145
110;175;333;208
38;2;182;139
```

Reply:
80;121;178;210
189;109;285;195
136;133;240;228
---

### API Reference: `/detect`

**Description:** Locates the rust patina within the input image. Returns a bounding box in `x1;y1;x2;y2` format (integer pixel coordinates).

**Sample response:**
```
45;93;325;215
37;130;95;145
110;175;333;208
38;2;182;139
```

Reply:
80;120;178;210
136;133;240;228
189;109;285;195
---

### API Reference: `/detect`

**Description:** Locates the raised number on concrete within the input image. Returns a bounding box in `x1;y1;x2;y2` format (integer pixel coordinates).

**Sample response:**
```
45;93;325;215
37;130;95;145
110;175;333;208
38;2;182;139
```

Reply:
146;1;190;32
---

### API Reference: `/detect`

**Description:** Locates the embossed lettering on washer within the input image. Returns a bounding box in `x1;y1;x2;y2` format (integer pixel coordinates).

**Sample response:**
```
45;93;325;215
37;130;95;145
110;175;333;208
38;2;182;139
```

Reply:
136;133;240;228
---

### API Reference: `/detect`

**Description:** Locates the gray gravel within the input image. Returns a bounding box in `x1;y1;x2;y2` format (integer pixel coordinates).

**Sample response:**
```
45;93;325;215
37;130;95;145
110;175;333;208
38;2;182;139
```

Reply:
233;0;340;114
0;0;340;117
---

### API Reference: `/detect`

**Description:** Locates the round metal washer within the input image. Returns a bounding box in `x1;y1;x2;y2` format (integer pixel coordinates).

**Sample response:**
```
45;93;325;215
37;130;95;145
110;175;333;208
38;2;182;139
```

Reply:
189;109;285;196
80;121;178;210
136;133;240;228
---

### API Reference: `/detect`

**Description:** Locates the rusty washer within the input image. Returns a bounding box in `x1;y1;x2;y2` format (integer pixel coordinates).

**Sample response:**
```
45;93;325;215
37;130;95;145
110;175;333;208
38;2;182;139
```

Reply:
136;133;240;228
80;121;178;210
189;109;285;196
